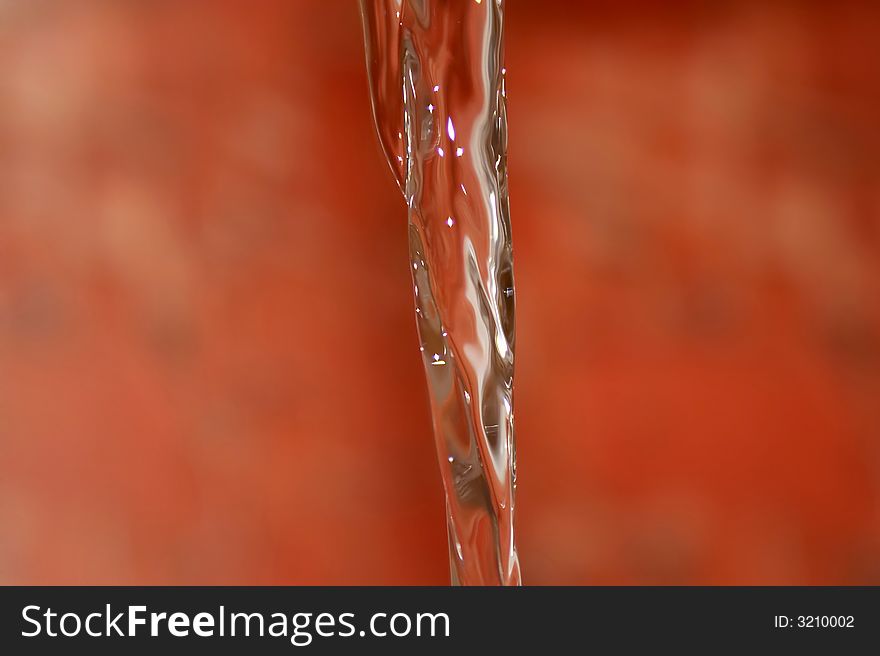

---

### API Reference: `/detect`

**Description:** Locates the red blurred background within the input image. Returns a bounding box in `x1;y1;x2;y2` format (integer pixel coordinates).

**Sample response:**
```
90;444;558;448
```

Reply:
1;0;878;584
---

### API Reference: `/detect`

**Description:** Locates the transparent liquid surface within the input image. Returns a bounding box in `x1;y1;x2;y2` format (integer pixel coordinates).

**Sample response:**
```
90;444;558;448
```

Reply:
360;0;520;585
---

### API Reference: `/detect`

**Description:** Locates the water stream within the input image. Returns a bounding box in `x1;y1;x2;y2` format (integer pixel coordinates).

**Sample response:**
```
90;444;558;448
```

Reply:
360;0;520;586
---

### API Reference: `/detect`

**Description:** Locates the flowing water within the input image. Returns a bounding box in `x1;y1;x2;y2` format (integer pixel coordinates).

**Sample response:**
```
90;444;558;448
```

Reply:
359;0;520;586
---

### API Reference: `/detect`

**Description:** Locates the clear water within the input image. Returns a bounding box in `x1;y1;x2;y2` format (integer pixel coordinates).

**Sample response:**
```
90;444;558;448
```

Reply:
360;0;520;585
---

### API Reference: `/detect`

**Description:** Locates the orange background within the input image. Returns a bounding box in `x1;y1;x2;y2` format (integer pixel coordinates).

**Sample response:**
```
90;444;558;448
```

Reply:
1;0;878;584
